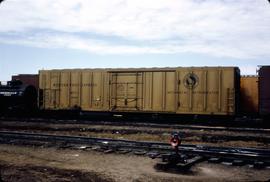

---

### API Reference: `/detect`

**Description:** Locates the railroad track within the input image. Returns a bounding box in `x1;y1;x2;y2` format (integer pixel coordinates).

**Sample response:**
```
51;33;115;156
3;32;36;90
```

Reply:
1;125;269;144
1;119;270;146
0;131;269;168
1;117;270;134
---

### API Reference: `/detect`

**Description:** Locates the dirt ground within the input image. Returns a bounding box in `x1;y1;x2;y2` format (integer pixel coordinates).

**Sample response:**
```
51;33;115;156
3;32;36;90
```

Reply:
0;144;269;182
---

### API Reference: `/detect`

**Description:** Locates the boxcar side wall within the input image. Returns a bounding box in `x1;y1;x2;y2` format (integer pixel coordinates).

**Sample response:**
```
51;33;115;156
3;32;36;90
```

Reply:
39;70;109;111
175;67;238;115
137;71;176;112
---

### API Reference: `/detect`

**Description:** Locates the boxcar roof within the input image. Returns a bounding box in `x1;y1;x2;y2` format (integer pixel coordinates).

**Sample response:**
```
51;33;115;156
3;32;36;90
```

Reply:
39;66;239;72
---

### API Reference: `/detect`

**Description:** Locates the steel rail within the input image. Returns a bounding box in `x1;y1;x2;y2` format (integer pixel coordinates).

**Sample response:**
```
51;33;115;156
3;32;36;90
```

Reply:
0;117;269;134
0;126;269;144
0;131;269;163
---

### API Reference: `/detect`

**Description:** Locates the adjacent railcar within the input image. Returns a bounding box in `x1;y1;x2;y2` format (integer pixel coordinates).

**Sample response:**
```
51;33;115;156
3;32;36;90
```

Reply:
259;66;270;117
0;80;37;112
39;67;240;116
240;76;258;115
12;74;39;90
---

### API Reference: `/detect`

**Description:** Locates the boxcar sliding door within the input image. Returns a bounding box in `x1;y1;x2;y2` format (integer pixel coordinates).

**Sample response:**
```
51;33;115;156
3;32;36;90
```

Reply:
109;72;143;111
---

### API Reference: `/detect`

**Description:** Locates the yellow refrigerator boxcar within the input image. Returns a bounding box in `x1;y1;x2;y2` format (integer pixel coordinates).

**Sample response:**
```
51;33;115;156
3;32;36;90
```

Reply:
39;67;240;116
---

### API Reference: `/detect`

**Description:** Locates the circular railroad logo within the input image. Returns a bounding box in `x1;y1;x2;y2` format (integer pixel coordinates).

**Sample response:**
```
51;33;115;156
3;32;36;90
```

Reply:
184;73;199;89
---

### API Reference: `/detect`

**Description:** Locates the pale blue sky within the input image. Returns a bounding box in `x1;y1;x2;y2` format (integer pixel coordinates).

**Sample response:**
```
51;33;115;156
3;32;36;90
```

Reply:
1;0;270;81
